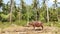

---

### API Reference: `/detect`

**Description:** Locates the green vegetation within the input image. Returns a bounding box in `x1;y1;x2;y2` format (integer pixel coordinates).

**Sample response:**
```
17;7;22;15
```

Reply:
0;0;60;28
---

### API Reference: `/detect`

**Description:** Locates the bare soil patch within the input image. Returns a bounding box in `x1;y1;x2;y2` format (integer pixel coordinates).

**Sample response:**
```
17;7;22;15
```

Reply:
1;26;60;34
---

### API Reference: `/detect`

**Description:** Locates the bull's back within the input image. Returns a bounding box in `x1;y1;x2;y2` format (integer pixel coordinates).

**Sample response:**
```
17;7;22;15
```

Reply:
32;22;42;27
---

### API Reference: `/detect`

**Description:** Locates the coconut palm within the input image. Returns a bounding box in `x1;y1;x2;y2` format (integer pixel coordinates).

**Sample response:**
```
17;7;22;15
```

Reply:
10;0;14;23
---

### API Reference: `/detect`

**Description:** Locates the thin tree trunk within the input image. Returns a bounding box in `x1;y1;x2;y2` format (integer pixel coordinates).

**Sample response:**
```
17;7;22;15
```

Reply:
10;0;14;24
34;0;39;21
54;0;58;21
27;7;29;25
18;11;21;23
46;0;49;22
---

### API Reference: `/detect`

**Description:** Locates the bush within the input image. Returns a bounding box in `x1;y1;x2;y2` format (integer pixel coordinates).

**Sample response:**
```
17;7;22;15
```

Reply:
13;20;27;26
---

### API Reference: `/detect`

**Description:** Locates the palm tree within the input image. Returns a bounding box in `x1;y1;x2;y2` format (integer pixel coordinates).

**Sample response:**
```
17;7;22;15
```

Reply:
33;0;39;21
2;1;10;14
53;0;57;9
55;0;58;21
53;0;58;21
0;0;3;7
46;0;49;22
42;0;49;22
10;0;14;23
42;0;48;22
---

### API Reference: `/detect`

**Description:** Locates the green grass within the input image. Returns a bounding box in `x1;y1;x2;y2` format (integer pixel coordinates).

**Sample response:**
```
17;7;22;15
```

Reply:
0;22;11;28
0;21;60;28
44;22;60;27
0;20;27;28
13;20;27;26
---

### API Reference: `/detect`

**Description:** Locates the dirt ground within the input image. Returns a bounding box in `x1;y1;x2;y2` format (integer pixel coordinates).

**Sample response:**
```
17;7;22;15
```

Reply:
0;25;60;34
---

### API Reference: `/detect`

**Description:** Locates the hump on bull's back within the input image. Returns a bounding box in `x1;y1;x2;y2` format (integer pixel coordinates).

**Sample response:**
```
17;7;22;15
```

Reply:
36;23;41;27
35;22;39;25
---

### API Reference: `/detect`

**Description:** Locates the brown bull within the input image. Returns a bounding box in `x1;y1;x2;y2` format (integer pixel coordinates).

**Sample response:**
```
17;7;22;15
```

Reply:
29;21;43;30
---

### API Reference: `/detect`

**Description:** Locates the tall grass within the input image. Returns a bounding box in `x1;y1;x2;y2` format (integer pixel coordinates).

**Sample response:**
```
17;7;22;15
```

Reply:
44;22;60;27
0;21;60;28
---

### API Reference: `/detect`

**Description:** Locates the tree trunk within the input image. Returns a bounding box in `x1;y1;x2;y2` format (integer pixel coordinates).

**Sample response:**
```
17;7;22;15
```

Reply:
26;7;29;26
46;0;49;22
10;0;14;23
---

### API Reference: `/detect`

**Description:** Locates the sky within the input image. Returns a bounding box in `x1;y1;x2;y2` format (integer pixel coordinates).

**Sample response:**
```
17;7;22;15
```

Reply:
2;0;60;7
0;0;59;11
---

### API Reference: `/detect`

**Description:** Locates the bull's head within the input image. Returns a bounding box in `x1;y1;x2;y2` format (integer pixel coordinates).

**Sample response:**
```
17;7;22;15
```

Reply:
29;22;33;25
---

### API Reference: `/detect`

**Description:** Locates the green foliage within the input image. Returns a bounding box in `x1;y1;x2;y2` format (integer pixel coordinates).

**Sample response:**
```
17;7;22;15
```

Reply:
0;0;3;7
0;0;60;27
2;4;10;14
0;13;15;22
13;20;27;26
44;22;60;27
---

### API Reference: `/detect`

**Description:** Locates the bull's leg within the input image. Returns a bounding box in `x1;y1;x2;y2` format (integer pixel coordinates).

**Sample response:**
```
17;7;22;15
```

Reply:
41;25;43;30
33;26;35;30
